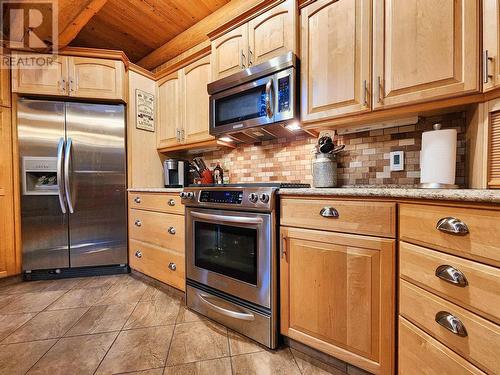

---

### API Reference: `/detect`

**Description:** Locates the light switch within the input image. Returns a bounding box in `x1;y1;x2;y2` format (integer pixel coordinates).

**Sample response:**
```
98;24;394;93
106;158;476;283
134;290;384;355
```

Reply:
390;151;404;171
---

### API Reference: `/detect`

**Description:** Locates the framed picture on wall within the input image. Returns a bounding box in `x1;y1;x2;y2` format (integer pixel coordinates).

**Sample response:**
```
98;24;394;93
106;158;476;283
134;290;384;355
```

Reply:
136;89;155;132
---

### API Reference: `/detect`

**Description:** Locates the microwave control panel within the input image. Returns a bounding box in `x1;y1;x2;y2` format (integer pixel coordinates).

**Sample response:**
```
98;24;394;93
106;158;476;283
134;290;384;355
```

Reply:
277;76;290;113
199;190;243;204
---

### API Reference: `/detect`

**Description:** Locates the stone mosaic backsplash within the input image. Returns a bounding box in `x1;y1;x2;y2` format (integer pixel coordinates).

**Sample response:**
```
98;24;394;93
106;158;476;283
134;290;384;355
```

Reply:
200;112;466;187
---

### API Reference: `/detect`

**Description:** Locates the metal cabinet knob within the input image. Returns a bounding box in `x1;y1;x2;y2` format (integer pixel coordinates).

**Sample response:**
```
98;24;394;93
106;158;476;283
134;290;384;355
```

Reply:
320;207;339;218
436;217;469;235
134;196;141;203
135;250;142;258
134;220;142;227
435;265;468;287
168;262;176;271
167;226;176;235
168;199;176;206
435;311;468;337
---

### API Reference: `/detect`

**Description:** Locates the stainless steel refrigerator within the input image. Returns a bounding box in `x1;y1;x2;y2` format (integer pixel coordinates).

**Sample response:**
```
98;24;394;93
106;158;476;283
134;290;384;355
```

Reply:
18;99;127;278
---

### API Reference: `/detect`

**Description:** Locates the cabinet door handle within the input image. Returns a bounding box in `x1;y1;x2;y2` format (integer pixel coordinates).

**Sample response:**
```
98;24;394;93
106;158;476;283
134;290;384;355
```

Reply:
240;49;246;69
435;311;468;337
435;265;468;287
168;199;176;207
167;226;176;235
484;50;494;84
436;217;469;235
363;79;368;107
168;262;176;271
377;76;383;103
134;219;142;227
60;78;66;92
176;128;181;142
134;196;141;204
280;236;287;258
320;207;339;218
180;128;185;141
135;250;142;258
248;46;253;66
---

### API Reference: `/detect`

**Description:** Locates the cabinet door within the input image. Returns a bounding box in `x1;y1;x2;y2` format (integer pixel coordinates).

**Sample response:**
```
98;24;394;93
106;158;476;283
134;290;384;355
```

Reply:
68;57;125;100
0;55;10;107
0;107;15;277
373;0;479;109
157;71;182;149
248;0;296;66
211;24;248;81
483;0;500;91
280;227;395;375
301;0;371;122
487;99;500;188
11;54;68;96
183;55;214;144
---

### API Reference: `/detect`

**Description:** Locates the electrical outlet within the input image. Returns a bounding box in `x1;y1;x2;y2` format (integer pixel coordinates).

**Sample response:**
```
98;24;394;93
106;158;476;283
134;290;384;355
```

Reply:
390;151;404;171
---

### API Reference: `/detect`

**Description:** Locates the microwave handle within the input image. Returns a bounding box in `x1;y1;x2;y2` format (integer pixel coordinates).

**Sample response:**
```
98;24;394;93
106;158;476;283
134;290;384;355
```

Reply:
265;79;274;118
191;211;263;226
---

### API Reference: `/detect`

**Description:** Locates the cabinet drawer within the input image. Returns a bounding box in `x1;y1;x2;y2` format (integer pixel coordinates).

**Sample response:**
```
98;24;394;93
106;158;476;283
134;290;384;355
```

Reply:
281;198;396;237
129;209;184;253
399;317;485;375
400;241;500;324
129;239;185;291
128;192;183;215
400;280;500;374
400;203;500;267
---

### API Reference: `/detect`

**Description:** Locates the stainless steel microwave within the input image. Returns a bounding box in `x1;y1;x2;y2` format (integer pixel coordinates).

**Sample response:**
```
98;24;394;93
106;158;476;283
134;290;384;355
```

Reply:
207;52;298;138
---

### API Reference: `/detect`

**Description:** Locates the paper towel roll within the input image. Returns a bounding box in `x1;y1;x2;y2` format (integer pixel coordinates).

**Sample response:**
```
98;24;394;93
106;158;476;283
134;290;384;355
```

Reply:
420;127;457;185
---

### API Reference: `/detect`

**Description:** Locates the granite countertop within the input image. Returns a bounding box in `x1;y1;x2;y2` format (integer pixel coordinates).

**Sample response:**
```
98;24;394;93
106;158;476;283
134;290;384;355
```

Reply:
128;187;183;193
278;187;500;204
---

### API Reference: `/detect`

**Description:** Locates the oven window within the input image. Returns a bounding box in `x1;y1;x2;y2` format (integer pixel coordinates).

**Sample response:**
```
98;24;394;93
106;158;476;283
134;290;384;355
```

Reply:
194;221;258;285
214;85;267;127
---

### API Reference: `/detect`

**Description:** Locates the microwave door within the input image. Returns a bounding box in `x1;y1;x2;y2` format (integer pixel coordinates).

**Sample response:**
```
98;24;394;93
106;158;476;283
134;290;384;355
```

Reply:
210;76;274;136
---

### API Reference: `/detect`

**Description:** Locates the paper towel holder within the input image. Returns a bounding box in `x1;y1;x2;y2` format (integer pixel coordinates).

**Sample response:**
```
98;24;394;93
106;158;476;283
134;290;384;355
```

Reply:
417;123;459;189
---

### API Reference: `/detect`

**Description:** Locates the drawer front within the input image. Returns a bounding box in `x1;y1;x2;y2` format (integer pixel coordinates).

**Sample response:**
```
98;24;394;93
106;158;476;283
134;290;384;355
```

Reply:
400;241;500;324
400;203;500;267
400;280;500;374
399;317;485;375
128;192;183;215
129;209;184;252
281;198;396;237
129;239;185;291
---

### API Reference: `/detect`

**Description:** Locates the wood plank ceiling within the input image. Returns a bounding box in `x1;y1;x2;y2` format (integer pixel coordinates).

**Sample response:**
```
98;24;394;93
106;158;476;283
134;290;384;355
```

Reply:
68;0;230;63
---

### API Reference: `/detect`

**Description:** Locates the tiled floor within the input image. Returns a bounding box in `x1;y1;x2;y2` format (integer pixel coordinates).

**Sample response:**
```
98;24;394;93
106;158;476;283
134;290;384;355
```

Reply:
0;274;348;375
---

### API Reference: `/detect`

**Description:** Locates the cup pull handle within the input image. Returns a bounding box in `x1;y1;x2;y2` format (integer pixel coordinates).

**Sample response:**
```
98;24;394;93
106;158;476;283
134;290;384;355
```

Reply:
436;217;469;235
320;207;339;218
435;311;468;337
435;265;468;287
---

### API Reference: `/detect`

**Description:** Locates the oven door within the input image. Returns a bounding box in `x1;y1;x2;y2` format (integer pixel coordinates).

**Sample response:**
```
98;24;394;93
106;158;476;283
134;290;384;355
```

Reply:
209;75;276;136
186;208;272;308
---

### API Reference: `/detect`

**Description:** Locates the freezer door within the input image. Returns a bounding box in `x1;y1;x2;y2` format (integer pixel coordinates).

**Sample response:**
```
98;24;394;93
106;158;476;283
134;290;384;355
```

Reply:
18;99;69;271
65;102;127;267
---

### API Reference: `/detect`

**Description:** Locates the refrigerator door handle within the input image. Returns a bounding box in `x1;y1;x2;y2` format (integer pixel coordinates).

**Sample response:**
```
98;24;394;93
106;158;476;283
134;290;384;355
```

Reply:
56;137;67;214
64;137;75;214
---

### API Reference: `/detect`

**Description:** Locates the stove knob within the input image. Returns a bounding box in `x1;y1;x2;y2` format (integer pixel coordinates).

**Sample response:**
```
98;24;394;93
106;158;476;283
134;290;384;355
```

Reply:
260;193;270;203
186;192;194;199
248;193;259;203
179;192;187;199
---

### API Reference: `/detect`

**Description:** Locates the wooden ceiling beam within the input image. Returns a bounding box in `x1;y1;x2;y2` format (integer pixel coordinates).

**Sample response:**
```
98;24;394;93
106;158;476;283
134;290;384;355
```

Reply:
58;0;109;48
137;0;269;70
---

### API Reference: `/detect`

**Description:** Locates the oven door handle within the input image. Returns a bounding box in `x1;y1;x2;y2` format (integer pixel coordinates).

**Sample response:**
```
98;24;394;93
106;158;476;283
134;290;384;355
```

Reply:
191;211;263;225
199;293;255;321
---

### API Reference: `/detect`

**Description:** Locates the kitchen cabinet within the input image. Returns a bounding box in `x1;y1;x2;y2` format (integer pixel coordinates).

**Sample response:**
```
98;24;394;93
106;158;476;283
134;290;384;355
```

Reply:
0;55;11;107
300;0;371;122
372;0;479;109
280;225;395;375
487;98;500;188
157;71;183;149
211;0;296;81
11;53;126;101
483;0;500;91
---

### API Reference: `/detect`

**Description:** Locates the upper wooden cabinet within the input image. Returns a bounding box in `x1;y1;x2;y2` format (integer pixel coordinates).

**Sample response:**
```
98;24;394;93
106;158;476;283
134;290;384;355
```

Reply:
483;0;500;91
300;0;372;122
280;226;395;375
157;54;213;151
211;0;296;81
373;0;479;109
11;53;126;101
0;56;11;107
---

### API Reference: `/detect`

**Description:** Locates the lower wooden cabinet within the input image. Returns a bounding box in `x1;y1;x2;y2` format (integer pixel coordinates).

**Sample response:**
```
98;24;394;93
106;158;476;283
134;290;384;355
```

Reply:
280;226;395;375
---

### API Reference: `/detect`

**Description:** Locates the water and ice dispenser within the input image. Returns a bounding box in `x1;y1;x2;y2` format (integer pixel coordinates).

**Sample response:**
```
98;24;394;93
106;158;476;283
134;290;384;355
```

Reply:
22;157;59;195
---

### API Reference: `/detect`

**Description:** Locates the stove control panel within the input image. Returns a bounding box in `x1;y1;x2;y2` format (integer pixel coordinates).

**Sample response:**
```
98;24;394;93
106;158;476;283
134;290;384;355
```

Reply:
199;190;243;204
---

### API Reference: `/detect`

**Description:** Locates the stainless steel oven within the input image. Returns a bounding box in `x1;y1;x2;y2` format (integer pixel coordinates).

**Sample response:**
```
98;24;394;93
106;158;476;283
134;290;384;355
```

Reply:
208;52;298;138
181;185;279;348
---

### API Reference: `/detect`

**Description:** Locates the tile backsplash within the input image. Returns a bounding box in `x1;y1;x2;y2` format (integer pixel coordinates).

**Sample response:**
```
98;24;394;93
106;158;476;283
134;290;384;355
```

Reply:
200;112;466;187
